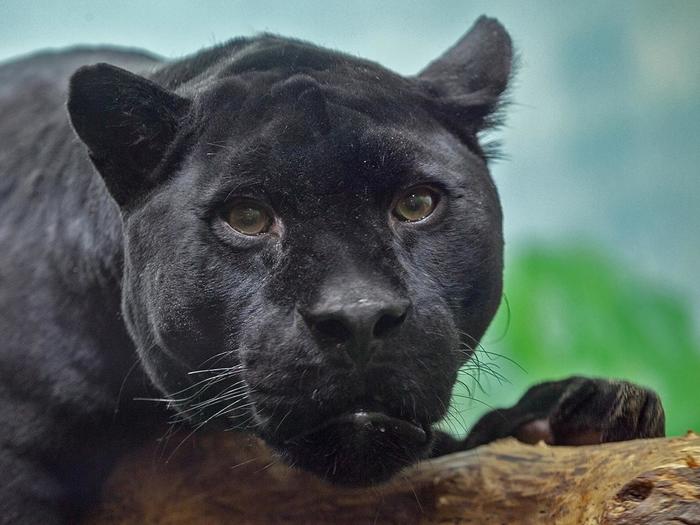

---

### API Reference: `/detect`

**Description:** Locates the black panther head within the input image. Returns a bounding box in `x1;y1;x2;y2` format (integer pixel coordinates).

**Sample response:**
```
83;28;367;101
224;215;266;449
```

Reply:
67;16;512;485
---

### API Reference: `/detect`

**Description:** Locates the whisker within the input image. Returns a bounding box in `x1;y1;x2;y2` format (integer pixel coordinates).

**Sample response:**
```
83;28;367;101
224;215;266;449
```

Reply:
165;396;255;462
188;365;244;375
229;456;262;470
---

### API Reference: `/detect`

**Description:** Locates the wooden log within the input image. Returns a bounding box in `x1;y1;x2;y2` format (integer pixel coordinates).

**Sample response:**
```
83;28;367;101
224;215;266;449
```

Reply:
84;431;700;524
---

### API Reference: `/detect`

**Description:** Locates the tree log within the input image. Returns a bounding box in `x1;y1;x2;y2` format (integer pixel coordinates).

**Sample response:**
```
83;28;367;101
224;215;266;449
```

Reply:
84;430;700;524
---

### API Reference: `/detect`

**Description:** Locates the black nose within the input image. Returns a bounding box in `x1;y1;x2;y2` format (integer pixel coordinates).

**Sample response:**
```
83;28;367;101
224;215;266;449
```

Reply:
303;297;410;363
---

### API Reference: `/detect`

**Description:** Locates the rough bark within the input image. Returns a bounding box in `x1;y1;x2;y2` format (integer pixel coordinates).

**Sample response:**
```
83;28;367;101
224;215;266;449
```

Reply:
84;431;700;524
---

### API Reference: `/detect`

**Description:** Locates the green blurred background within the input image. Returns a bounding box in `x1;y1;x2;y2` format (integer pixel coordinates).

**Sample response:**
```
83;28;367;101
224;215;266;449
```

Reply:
1;1;698;435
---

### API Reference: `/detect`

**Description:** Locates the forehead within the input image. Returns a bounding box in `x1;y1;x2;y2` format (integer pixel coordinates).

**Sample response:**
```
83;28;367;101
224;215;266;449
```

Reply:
193;89;479;194
180;47;488;207
192;123;479;212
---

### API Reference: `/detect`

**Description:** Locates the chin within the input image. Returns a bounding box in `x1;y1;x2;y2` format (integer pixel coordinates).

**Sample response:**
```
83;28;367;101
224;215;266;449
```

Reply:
267;411;434;486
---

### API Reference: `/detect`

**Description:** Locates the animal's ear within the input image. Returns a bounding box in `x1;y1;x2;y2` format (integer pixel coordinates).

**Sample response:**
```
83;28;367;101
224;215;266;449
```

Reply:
67;63;190;207
418;16;513;135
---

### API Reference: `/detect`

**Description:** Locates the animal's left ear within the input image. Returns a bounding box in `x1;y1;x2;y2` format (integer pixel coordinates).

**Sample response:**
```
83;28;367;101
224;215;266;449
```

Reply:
67;63;190;207
418;16;513;134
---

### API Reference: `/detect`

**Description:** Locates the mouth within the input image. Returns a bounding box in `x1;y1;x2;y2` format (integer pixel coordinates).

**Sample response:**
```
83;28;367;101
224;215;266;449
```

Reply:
286;410;428;445
271;409;433;486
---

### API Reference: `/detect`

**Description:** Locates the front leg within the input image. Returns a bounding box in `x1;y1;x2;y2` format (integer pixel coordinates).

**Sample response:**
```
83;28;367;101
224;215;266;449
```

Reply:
432;376;665;456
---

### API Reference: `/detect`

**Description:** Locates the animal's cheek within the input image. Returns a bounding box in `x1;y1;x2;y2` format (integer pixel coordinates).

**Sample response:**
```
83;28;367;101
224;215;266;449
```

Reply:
395;226;503;332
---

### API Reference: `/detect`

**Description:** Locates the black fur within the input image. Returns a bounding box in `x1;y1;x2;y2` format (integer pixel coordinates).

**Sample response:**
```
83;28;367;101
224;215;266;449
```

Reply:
0;17;663;523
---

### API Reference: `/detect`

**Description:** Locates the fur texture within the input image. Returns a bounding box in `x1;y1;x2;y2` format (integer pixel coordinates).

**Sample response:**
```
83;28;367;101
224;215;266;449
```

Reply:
0;17;663;523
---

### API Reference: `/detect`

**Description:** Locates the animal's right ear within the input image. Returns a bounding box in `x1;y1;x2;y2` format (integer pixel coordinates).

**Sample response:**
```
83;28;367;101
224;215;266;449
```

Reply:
67;63;190;207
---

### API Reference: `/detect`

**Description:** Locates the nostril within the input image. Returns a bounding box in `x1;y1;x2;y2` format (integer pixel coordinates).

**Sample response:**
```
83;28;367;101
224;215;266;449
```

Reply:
314;317;353;344
372;311;407;339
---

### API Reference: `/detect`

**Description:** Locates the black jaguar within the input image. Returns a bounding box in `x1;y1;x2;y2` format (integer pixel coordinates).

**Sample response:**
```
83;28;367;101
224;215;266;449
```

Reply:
0;16;663;523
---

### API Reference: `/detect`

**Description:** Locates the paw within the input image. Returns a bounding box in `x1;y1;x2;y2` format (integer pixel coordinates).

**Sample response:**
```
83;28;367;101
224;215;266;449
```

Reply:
515;377;665;446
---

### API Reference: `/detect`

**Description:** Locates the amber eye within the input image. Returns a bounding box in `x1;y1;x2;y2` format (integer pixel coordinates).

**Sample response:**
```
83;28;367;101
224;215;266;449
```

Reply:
225;202;273;235
393;187;439;222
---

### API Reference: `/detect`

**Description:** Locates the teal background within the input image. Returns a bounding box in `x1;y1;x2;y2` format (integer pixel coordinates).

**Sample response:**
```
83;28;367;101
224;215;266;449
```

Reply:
1;1;698;435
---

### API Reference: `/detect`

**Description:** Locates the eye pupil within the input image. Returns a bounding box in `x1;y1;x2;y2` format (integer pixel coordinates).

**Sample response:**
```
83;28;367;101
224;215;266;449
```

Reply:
239;208;260;226
405;194;426;212
226;203;272;235
394;188;437;222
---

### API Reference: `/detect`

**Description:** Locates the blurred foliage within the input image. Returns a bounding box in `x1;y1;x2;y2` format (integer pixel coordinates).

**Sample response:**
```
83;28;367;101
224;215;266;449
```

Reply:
449;244;700;438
